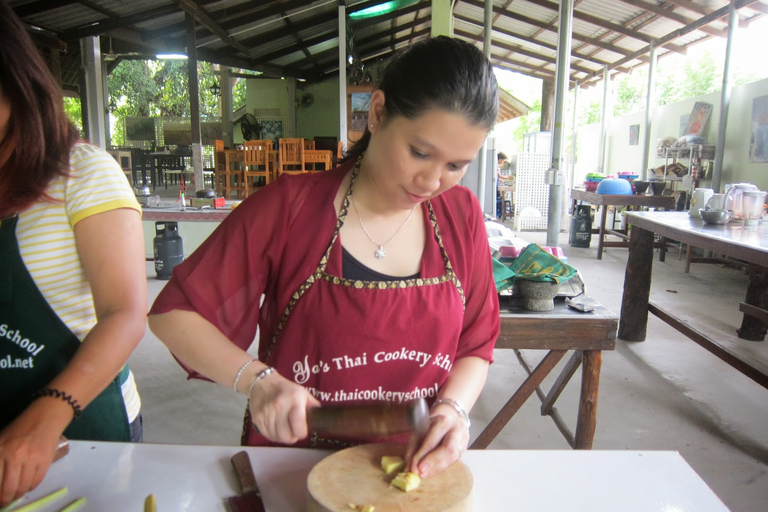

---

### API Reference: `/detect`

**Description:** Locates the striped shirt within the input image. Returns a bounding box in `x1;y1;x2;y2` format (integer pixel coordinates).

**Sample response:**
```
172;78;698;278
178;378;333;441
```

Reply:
16;142;143;422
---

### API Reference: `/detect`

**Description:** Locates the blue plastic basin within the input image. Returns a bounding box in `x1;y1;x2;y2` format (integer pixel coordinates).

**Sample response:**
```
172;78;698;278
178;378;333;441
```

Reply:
596;178;633;195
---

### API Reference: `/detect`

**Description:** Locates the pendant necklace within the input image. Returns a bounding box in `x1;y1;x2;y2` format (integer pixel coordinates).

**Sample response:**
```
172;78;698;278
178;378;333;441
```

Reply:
350;194;417;260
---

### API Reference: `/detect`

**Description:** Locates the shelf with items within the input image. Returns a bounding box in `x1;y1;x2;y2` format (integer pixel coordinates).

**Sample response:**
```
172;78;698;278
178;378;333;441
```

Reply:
652;144;715;188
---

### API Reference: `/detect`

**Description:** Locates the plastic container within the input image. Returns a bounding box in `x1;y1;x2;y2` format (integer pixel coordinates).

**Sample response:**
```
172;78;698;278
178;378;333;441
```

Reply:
596;178;633;195
153;222;184;280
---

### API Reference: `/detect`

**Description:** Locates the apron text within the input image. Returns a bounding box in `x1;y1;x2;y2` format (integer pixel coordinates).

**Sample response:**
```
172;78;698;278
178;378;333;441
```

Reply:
0;323;46;356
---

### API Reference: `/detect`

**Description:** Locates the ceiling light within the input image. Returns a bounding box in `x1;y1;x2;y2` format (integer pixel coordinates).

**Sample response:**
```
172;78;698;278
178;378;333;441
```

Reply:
349;0;419;20
156;53;187;60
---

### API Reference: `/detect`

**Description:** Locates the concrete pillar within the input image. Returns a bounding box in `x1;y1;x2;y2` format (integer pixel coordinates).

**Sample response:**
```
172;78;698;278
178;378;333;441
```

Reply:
339;3;348;152
220;67;234;149
546;0;573;247
431;0;453;37
641;44;657;180
712;2;738;193
186;13;204;191
80;36;107;148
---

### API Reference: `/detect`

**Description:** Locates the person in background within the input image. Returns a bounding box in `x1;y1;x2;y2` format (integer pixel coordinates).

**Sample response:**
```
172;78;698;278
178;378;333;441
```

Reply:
0;1;147;505
496;152;508;217
148;36;499;479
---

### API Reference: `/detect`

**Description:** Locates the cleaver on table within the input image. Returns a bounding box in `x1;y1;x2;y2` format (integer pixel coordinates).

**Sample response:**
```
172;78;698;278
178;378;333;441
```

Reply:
307;397;430;438
228;450;265;512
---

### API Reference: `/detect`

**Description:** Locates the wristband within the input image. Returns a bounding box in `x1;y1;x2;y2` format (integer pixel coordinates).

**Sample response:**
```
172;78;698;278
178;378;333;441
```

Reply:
233;359;257;392
247;366;276;396
33;388;82;420
432;397;470;429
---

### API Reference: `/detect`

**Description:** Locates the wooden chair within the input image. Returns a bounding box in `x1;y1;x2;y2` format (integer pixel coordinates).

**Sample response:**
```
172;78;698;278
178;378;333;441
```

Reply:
303;149;334;172
243;140;271;197
278;138;305;176
214;150;245;199
303;139;315;151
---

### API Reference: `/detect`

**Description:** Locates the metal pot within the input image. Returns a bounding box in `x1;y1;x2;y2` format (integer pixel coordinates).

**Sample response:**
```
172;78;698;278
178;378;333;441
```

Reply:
196;189;217;198
135;185;151;196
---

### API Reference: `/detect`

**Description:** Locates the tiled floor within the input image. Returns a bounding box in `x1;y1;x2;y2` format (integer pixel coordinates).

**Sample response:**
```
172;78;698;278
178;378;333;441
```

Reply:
131;205;768;511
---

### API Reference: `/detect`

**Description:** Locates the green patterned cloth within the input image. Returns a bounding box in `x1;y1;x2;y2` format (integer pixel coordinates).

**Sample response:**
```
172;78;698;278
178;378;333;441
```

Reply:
493;243;578;292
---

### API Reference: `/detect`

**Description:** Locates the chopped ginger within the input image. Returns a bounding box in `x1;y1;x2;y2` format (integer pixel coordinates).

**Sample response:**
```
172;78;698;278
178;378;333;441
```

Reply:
380;455;405;475
390;471;421;492
348;504;375;512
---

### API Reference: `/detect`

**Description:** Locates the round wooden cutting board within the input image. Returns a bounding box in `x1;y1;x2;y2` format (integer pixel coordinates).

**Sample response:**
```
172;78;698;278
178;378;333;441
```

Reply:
307;443;473;512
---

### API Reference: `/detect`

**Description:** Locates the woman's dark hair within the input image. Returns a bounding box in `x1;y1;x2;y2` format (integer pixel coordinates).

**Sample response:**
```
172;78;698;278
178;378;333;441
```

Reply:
497;152;508;161
344;36;499;162
0;0;79;218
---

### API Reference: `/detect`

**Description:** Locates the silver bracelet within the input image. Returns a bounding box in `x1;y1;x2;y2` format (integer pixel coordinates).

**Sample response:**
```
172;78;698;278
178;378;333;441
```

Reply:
232;359;257;392
432;398;471;429
247;366;276;396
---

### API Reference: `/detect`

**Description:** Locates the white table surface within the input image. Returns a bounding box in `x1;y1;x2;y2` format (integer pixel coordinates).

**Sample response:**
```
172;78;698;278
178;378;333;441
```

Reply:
15;441;729;512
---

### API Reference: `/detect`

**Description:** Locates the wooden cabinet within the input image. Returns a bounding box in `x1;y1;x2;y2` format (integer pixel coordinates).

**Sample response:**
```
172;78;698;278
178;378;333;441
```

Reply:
346;85;374;150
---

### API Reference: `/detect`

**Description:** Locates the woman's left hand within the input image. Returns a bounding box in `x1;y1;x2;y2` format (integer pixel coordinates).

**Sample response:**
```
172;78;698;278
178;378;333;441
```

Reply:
404;407;470;479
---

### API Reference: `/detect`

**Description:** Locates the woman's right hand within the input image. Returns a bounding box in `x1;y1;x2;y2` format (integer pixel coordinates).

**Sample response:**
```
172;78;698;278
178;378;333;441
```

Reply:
0;400;68;506
247;371;321;444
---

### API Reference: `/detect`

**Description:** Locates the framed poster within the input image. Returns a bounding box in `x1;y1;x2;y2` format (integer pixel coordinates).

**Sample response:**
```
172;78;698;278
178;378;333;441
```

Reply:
629;124;639;146
749;94;768;163
682;102;712;137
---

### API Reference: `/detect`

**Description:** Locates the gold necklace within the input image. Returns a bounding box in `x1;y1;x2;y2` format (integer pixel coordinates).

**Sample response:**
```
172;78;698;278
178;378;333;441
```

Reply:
350;194;417;260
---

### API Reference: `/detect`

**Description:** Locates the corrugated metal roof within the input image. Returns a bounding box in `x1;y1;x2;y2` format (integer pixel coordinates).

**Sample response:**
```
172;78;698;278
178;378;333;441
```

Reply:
8;0;765;89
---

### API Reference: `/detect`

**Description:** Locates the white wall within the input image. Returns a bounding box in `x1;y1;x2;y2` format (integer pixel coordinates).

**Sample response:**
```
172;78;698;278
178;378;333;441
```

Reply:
580;77;768;192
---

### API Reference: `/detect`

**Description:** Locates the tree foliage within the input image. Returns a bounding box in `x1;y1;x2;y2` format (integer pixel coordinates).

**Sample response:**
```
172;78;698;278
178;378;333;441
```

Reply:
62;59;247;145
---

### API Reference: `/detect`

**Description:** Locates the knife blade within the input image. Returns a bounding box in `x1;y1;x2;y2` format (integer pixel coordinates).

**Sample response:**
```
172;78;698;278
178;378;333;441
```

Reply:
227;450;266;512
307;397;429;438
53;436;69;462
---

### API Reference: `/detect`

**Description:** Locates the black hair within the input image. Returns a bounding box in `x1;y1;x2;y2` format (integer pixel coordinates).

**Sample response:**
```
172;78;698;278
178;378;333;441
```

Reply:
343;36;498;162
497;152;508;161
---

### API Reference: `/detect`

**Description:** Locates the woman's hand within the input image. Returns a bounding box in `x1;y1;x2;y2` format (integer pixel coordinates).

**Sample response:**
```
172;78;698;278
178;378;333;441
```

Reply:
0;400;68;506
404;404;470;479
247;372;321;444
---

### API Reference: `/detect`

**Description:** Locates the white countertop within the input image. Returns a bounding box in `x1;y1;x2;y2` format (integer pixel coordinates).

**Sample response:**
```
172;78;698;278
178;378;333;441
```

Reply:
16;441;729;512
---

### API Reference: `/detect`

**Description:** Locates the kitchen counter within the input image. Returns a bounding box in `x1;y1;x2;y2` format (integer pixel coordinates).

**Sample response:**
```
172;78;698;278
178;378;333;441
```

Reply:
141;206;234;223
21;440;729;511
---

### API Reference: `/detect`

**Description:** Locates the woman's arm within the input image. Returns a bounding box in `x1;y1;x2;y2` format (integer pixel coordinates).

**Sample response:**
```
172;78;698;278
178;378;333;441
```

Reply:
0;207;147;505
406;356;489;478
147;310;321;444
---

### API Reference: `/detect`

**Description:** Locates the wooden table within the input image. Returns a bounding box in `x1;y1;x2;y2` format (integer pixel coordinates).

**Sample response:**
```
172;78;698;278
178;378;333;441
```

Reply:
471;296;617;450
23;440;728;511
619;211;768;387
571;188;676;259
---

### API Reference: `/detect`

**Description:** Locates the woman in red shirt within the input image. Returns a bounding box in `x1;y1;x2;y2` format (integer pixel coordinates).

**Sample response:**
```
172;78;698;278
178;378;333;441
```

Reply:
149;36;500;479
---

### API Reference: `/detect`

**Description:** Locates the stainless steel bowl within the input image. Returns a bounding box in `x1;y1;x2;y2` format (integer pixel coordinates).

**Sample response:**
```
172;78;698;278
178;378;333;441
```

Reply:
699;209;732;225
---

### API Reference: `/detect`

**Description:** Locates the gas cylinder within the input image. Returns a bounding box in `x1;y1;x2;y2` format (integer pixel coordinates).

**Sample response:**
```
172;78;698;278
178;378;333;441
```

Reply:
569;205;592;248
153;222;183;280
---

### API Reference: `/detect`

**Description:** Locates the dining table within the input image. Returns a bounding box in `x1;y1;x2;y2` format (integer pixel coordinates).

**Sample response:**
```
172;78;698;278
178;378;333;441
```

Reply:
18;440;729;511
472;295;617;450
571;188;676;259
619;211;768;388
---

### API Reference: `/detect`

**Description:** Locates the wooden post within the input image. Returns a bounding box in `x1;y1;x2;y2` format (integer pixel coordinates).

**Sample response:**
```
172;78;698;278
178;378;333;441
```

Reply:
737;264;768;341
618;225;655;341
574;351;601;449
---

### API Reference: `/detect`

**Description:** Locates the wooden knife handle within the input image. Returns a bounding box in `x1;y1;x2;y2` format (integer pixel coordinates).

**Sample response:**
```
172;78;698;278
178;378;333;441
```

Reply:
53;436;69;462
231;450;259;494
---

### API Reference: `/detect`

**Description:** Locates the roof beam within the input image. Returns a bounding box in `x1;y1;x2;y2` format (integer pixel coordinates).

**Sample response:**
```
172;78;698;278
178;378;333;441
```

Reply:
455;28;596;76
582;0;758;84
12;0;79;18
618;0;728;38
454;13;630;73
463;0;639;59
175;0;250;54
61;5;181;40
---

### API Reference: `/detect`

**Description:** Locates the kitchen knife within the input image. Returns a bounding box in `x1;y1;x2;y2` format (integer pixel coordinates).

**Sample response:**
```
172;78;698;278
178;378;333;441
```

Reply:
307;397;429;438
53;436;69;462
227;450;266;512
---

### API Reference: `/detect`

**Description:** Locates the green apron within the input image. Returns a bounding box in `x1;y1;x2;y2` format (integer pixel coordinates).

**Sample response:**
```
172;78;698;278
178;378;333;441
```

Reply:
0;216;131;441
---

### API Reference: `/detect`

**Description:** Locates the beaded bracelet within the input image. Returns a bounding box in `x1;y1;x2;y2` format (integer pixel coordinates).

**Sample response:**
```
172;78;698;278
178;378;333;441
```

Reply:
247;366;276;396
432;397;470;429
33;388;82;420
233;359;257;392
